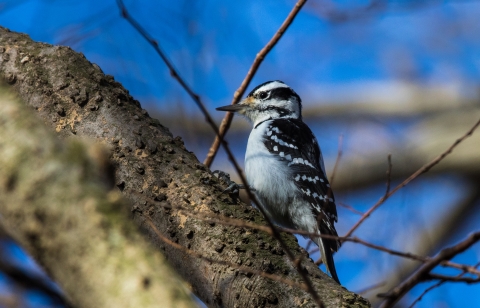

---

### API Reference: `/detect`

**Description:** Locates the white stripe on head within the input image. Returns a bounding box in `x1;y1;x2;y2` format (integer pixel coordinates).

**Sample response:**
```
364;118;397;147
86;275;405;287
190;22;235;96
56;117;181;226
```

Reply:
253;81;290;95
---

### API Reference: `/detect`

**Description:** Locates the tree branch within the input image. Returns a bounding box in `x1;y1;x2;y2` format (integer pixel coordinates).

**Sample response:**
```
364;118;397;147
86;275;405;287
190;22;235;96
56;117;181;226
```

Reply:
0;88;196;308
378;232;480;308
116;3;327;305
0;26;368;308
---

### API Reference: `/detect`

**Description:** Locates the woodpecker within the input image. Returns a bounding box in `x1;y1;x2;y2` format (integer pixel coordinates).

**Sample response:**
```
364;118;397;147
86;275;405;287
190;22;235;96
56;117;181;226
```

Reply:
216;80;340;284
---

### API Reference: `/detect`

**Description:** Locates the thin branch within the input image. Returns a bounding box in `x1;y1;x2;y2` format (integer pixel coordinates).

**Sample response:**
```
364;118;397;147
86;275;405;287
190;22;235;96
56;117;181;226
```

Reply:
344;117;480;239
203;0;308;167
441;261;480;277
408;280;444;308
378;231;480;308
116;2;324;305
408;262;480;308
329;134;344;187
337;202;364;216
425;273;480;283
311;234;480;277
116;0;213;135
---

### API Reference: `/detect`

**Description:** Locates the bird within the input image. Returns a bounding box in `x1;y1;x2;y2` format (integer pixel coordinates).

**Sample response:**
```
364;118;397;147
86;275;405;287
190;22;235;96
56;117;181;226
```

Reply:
216;80;341;284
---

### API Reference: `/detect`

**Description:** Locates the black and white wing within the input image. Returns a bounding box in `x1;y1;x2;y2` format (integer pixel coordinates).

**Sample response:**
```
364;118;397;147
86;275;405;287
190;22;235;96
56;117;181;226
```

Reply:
262;118;341;282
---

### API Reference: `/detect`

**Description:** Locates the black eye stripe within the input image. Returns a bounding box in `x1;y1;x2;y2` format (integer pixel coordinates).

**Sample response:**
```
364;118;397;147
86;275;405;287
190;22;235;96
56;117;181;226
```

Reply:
269;87;301;102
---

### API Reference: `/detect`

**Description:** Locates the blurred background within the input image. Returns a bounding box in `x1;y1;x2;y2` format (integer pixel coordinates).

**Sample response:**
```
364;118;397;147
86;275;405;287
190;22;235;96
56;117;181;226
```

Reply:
0;0;479;307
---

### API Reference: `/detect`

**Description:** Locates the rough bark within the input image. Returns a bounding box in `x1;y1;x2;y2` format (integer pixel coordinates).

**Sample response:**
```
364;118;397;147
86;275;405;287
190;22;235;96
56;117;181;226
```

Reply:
0;27;369;307
0;89;195;308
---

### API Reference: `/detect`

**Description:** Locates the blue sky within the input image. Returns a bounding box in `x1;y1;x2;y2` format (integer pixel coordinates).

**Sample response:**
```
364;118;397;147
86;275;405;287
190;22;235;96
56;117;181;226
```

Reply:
0;0;479;307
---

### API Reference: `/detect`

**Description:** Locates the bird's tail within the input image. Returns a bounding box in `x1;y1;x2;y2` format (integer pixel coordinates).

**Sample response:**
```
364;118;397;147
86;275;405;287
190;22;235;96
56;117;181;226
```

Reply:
313;234;340;285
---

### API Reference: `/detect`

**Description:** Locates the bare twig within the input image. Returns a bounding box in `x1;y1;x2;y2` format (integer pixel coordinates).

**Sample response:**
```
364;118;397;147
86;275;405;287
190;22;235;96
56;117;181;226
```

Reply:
116;0;214;136
408;262;480;308
426;273;480;283
337;202;364;216
440;262;480;277
203;0;308;167
344;117;480;239
329;134;344;187
310;233;480;277
409;280;443;308
378;231;480;308
116;2;324;305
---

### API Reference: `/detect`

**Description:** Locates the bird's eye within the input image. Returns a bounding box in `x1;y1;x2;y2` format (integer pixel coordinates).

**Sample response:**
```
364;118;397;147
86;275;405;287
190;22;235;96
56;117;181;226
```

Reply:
258;92;268;99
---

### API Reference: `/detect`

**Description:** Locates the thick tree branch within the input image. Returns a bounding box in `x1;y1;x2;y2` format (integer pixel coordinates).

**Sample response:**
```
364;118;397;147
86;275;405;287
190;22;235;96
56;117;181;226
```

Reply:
0;27;368;308
0;89;195;308
116;4;325;304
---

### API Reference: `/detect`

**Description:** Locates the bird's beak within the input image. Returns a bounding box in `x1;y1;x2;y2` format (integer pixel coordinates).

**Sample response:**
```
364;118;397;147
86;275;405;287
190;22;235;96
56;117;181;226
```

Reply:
216;97;252;113
216;103;247;113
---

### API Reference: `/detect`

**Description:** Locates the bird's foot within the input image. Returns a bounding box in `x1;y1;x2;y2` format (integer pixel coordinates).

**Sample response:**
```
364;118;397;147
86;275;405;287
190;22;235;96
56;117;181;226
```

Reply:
212;170;254;203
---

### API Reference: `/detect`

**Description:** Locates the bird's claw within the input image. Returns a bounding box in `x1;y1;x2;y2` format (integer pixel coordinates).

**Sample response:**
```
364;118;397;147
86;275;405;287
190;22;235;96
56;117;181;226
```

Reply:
212;170;247;203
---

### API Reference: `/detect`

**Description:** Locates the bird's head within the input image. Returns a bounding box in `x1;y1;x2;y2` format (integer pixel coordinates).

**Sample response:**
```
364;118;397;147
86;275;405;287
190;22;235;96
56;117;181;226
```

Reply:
216;80;302;127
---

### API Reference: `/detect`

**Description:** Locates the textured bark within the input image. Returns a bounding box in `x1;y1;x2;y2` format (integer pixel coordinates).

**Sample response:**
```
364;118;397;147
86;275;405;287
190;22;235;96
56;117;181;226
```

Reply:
0;26;369;308
0;90;195;308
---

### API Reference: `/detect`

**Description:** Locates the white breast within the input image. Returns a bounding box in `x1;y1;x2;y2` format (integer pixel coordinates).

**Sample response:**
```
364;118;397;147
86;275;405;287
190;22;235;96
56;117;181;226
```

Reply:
245;120;299;228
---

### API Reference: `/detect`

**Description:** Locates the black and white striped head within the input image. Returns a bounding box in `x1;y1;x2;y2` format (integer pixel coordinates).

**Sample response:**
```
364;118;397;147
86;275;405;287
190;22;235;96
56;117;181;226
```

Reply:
217;81;302;127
